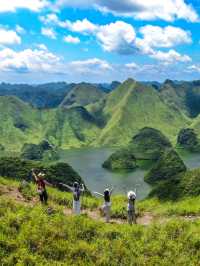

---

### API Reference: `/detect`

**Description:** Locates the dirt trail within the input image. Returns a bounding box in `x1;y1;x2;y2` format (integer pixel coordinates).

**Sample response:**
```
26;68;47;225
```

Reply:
0;184;200;226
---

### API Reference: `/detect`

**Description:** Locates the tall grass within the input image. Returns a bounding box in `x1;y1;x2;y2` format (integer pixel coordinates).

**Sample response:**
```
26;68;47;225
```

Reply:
0;197;200;265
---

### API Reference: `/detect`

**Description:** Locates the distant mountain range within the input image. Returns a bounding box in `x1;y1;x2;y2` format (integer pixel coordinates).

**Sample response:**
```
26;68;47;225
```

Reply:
1;78;200;151
0;81;120;109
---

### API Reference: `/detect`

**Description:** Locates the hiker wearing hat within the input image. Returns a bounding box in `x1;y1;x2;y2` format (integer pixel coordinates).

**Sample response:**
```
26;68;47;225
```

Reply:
94;187;114;223
59;182;85;215
127;190;137;225
32;169;51;205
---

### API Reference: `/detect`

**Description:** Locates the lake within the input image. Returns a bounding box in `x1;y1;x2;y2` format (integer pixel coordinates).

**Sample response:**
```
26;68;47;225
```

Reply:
59;148;200;200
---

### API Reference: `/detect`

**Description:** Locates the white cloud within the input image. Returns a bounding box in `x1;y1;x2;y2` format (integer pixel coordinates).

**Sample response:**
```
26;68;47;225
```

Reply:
15;25;26;34
69;58;112;73
0;28;21;45
65;18;98;34
63;35;80;44
150;49;191;63
40;13;68;28
41;27;56;39
0;47;61;73
137;25;192;50
96;21;137;54
56;0;199;22
187;65;200;73
0;0;48;13
125;62;139;70
50;17;137;54
35;43;48;50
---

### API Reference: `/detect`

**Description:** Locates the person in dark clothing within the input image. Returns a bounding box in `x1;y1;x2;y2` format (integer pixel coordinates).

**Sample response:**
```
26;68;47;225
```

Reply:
32;169;51;204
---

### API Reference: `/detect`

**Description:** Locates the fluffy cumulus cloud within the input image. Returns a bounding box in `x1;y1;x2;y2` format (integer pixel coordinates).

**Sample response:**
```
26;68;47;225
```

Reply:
150;49;191;63
69;58;112;73
42;15;192;60
63;35;80;44
96;21;137;54
0;28;21;45
0;48;61;73
65;18;98;34
56;0;199;22
137;25;192;49
0;0;48;13
41;27;56;39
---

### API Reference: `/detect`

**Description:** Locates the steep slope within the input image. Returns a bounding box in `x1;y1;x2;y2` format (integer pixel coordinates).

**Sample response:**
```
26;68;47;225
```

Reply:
40;106;101;149
0;96;44;151
96;79;190;146
0;82;70;108
160;80;200;118
0;96;100;151
60;83;106;108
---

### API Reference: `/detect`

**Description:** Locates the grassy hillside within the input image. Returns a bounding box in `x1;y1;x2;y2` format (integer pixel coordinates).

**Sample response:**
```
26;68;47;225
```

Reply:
0;176;200;265
0;96;101;151
41;107;101;149
96;79;190;146
60;83;106;108
160;80;200;118
0;96;44;151
2;79;200;151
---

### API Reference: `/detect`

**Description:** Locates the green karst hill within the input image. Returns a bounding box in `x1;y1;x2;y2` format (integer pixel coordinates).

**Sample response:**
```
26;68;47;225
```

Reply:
21;139;59;161
102;149;137;171
60;83;106;108
102;127;172;171
95;79;190;146
145;149;187;184
1;78;200;152
177;128;200;152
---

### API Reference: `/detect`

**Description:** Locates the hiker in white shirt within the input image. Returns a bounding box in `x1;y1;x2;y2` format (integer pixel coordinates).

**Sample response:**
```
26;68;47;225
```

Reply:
127;190;137;225
60;182;85;214
94;187;114;222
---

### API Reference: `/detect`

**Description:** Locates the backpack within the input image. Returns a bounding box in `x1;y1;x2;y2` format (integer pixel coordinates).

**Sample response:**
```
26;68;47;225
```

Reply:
73;188;81;201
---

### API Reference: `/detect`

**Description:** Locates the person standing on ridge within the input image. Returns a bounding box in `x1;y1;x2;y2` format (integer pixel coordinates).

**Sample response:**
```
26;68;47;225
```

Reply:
32;169;52;205
127;190;137;225
94;187;114;223
59;182;85;215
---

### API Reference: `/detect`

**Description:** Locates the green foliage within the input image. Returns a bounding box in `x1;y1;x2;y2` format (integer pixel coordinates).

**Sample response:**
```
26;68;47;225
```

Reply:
177;128;200;152
145;149;187;184
21;143;43;160
96;79;190;146
130;127;172;160
60;83;106;108
179;169;200;197
102;127;172;171
146;161;200;200
102;148;137;171
21;140;59;161
0;197;200;265
0;157;86;189
0;144;5;151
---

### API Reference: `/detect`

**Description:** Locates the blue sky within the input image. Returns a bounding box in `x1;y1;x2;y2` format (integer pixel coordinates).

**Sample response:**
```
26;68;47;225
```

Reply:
0;0;200;83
